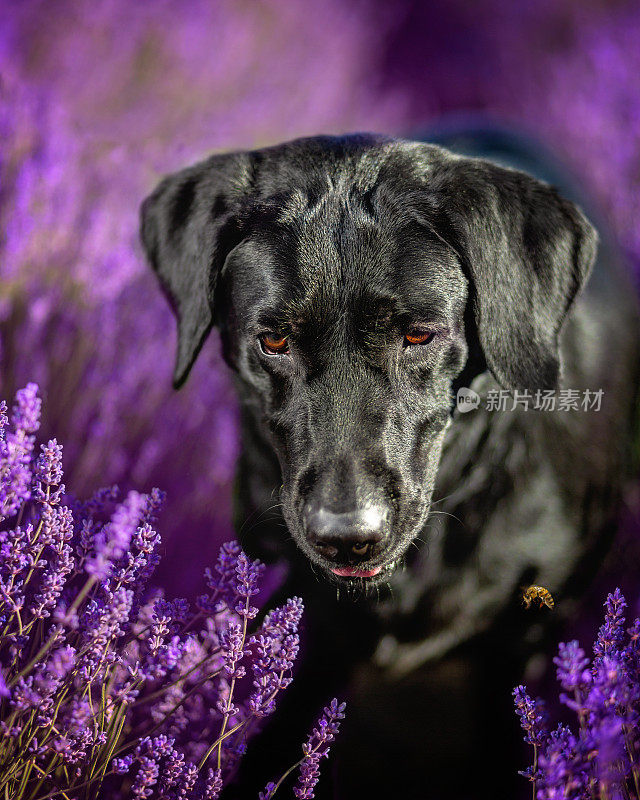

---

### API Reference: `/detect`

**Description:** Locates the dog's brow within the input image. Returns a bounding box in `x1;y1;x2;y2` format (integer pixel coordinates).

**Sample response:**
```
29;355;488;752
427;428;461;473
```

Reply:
276;190;309;225
254;311;293;331
394;297;452;326
254;302;313;332
360;288;454;326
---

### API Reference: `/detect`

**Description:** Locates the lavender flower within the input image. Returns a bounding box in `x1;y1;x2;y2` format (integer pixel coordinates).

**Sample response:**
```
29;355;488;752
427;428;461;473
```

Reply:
0;383;41;519
259;783;277;800
220;620;247;680
263;597;305;636
113;754;135;774
198;540;243;614
515;588;640;799
554;640;591;694
513;685;548;747
131;756;159;798
29;507;75;620
293;699;347;799
247;599;303;718
205;768;223;799
0;401;8;439
536;724;589;800
11;383;41;434
594;588;627;662
34;439;63;494
234;552;263;620
86;489;148;580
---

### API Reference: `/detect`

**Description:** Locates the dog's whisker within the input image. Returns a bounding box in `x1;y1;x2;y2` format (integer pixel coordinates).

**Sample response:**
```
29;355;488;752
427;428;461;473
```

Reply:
430;488;458;507
239;517;287;540
237;500;284;536
237;501;286;539
428;509;466;527
251;501;284;520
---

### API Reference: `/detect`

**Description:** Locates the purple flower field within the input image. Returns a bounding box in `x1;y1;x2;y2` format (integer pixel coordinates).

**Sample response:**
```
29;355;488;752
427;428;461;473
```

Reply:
1;381;637;797
0;383;344;798
1;0;639;595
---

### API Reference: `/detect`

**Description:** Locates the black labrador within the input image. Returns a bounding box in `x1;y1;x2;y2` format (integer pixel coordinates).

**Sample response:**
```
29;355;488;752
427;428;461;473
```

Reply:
141;130;639;799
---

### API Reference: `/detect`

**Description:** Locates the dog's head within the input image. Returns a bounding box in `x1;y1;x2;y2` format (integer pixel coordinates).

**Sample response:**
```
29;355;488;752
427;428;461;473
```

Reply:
140;134;597;585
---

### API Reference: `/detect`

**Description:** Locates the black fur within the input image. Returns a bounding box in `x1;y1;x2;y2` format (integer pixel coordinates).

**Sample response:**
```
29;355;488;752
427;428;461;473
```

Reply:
141;133;639;799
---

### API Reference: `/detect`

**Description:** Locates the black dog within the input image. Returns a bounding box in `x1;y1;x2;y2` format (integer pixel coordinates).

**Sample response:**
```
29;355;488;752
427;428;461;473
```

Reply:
141;131;639;798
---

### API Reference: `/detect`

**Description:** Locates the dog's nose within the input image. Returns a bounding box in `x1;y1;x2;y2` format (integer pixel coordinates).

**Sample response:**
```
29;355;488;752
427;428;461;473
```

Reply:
304;505;388;562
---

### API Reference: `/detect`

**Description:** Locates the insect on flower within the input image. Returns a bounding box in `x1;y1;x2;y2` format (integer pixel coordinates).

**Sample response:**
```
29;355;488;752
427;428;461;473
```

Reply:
521;585;555;610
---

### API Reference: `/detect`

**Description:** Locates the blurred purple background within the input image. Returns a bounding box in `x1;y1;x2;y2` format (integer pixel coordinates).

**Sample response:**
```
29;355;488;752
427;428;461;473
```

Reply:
1;0;639;596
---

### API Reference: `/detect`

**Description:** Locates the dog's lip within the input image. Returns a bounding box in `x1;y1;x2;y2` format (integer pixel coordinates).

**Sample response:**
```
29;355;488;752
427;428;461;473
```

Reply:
331;566;382;578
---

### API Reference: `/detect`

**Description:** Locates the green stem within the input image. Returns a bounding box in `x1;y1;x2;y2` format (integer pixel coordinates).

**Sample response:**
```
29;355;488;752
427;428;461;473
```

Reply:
197;718;251;771
8;631;59;688
15;756;36;799
123;668;222;752
197;671;286;773
266;733;329;798
29;770;115;800
67;576;96;617
26;758;68;800
131;646;222;708
215;600;250;769
92;702;128;785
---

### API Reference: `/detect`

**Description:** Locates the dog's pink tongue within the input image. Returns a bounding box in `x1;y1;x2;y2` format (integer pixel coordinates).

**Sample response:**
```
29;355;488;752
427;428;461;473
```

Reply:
331;566;381;578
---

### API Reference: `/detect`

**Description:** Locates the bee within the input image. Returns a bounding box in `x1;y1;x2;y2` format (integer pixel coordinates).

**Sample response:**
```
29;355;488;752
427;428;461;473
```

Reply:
522;585;554;610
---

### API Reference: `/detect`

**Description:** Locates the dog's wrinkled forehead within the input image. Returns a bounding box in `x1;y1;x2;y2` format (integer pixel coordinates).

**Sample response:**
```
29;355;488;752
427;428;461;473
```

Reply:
224;173;466;342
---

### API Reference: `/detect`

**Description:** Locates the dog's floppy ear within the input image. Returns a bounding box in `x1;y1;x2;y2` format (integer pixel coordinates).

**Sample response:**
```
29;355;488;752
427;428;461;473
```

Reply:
428;154;598;391
140;151;254;388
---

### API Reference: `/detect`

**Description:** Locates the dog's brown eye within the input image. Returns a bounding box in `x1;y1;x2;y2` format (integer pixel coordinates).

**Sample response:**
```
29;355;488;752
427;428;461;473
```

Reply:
404;329;435;346
260;333;290;355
